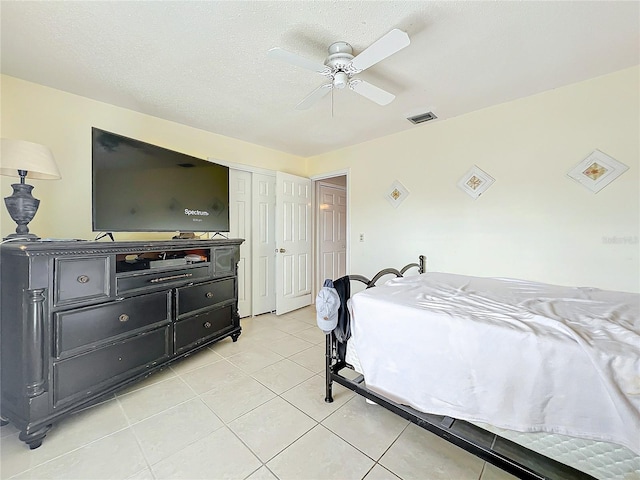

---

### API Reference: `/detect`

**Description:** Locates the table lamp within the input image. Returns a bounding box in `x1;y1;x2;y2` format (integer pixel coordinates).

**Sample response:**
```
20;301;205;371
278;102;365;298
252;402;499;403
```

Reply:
0;138;61;240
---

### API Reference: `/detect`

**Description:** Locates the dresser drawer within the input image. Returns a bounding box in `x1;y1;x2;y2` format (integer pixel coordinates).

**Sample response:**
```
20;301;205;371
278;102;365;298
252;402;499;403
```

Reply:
116;265;210;294
174;305;233;354
54;291;171;358
53;326;171;406
55;256;111;306
176;278;234;318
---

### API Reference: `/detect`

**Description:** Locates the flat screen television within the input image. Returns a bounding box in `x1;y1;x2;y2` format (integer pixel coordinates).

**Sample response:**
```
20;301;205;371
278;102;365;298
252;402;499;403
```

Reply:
92;128;230;233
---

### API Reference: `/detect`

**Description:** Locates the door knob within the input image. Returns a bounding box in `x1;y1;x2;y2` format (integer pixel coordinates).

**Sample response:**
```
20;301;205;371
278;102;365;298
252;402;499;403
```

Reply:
279;248;286;253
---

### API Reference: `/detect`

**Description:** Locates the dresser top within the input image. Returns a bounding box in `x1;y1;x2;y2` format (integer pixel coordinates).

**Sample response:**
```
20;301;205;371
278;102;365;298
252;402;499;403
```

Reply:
1;238;244;256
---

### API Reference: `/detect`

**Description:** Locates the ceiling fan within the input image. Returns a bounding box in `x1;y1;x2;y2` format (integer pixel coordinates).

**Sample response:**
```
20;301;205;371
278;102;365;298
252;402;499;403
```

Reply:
268;29;410;110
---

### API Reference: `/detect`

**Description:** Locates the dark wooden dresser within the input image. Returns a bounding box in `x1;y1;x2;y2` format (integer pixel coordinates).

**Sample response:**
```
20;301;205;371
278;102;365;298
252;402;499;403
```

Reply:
0;238;243;449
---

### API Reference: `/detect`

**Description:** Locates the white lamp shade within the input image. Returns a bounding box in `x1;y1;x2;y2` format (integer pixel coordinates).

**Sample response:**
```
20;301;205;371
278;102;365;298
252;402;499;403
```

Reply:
0;138;61;180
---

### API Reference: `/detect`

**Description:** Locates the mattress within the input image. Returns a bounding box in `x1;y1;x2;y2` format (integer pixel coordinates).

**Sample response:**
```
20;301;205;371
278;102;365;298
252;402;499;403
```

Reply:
344;272;640;480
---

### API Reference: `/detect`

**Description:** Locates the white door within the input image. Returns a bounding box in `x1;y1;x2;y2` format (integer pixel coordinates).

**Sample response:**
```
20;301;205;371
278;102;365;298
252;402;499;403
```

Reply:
252;173;276;315
228;169;252;318
318;182;347;287
275;172;312;315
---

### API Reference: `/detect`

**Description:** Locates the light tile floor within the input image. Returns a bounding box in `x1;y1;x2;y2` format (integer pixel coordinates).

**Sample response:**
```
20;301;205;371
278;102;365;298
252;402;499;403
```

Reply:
0;306;517;480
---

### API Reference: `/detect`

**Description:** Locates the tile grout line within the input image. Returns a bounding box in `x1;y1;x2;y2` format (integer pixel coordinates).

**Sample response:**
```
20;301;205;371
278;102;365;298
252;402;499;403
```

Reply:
114;394;157;479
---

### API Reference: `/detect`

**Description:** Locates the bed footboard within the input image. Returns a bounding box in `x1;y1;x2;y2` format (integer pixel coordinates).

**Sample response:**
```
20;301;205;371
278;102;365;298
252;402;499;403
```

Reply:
324;255;425;403
322;255;596;480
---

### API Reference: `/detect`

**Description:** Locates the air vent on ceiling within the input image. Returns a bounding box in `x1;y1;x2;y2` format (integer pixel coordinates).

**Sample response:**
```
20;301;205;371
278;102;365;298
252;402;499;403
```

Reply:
407;111;437;124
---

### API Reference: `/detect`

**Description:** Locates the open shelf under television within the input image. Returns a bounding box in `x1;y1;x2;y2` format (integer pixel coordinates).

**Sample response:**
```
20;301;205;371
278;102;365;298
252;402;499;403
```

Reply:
115;247;210;273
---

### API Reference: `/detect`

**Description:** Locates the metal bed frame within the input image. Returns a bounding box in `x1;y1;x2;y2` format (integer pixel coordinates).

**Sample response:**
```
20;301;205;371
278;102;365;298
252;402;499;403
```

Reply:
323;256;595;480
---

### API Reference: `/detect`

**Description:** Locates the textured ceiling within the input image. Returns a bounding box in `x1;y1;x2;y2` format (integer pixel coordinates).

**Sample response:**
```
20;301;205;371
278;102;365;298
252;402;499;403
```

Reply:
1;1;638;158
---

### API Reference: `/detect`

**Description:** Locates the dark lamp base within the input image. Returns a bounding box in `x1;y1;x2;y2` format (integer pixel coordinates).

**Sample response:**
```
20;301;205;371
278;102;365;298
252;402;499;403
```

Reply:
4;183;41;240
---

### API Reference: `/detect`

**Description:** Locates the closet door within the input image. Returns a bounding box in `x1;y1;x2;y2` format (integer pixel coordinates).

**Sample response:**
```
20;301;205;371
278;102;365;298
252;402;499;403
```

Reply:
228;169;252;318
251;173;276;315
275;172;312;315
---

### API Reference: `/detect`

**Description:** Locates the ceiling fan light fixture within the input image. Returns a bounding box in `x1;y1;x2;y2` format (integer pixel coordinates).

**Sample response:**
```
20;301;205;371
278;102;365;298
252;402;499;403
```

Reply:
333;71;349;89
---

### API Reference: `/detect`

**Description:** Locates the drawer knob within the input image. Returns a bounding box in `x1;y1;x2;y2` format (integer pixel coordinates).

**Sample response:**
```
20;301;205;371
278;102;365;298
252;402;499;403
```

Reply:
119;314;129;323
203;321;212;329
205;292;214;299
77;275;90;284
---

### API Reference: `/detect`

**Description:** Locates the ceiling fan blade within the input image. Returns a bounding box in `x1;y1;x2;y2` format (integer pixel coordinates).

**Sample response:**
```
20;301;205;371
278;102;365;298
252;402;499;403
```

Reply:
349;29;410;72
349;80;395;106
267;47;328;74
296;83;333;110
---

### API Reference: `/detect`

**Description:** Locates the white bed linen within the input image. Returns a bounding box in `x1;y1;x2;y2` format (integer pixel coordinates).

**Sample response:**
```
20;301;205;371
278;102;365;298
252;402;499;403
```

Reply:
345;339;640;480
349;272;640;454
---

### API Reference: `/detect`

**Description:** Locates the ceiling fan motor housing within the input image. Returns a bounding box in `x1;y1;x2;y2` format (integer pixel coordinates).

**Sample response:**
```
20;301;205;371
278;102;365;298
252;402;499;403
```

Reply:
326;42;355;89
326;42;354;69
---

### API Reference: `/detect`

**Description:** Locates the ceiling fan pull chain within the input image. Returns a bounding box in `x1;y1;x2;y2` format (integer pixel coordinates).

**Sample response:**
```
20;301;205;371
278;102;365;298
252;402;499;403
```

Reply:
331;86;334;118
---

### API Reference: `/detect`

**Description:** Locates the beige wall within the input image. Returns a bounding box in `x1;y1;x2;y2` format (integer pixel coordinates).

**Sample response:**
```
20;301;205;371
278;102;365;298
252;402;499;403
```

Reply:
308;67;639;293
0;75;306;241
